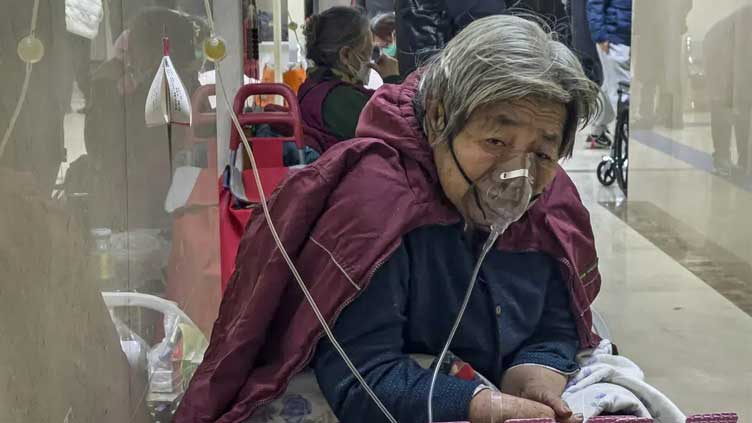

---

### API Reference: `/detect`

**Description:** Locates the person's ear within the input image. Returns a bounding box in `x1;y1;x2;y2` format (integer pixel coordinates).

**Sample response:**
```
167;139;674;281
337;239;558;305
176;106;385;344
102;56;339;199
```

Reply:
427;100;446;132
424;99;447;144
338;46;351;66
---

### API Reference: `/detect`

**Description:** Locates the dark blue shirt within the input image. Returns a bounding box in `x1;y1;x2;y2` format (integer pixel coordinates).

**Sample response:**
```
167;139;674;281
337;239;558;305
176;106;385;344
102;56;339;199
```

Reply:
312;224;580;422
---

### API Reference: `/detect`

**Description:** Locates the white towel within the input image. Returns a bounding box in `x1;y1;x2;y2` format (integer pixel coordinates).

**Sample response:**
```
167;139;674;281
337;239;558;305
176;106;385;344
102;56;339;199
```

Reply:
563;340;686;423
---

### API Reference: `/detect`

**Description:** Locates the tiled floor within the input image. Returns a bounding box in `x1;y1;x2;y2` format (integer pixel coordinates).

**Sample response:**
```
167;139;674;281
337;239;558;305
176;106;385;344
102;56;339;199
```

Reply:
563;138;752;421
630;132;752;265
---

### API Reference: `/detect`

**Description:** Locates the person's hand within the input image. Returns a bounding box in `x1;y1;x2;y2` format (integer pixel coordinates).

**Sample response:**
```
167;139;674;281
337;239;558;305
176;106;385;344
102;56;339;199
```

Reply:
519;388;582;423
501;365;583;423
501;393;558;421
370;54;399;79
598;41;610;54
469;390;556;422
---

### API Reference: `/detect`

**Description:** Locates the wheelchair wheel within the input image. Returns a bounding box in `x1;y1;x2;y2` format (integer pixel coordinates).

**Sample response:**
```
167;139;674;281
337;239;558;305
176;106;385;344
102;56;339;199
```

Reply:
597;160;616;186
617;157;628;192
616;112;629;193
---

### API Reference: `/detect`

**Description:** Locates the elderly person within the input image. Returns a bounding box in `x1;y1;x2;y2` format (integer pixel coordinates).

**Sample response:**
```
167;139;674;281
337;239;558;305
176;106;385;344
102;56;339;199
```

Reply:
176;15;601;423
299;7;399;153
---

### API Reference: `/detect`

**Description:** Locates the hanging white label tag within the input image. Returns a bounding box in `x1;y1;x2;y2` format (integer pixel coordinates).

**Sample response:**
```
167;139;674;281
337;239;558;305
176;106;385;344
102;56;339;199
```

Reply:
145;38;192;127
145;57;168;127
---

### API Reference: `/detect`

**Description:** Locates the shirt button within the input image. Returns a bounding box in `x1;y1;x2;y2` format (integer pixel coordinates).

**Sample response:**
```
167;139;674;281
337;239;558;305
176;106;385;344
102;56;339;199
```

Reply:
495;305;502;316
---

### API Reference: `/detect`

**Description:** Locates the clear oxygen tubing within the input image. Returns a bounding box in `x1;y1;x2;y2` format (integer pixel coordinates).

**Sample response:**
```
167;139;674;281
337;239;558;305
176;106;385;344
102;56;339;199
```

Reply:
427;226;503;423
203;1;398;422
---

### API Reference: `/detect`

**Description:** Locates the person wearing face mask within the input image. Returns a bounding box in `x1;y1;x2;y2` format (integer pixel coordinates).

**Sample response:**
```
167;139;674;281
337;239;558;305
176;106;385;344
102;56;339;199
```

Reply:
298;6;400;153
176;15;602;423
371;12;397;58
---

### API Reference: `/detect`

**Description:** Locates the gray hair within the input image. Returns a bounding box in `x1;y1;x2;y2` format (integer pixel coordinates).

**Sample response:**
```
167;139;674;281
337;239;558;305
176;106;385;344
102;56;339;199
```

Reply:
414;14;600;158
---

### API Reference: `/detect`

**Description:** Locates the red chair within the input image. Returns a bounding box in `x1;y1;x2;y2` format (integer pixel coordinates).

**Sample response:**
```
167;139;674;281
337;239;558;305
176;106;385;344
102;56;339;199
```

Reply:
219;83;304;291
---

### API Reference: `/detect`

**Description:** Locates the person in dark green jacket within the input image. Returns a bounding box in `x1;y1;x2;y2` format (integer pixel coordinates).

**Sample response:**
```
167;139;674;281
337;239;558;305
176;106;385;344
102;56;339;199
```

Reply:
299;7;400;149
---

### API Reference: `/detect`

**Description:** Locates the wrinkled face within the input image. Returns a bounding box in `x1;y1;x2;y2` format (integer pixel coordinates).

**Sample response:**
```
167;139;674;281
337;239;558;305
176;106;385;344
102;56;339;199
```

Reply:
432;97;567;214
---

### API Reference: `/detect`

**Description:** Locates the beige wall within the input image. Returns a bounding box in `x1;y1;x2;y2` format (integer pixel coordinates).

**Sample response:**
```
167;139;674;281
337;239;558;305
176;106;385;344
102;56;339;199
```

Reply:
686;0;746;39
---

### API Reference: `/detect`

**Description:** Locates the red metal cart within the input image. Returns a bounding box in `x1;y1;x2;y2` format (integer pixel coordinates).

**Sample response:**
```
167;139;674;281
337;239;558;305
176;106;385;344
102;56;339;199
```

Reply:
219;83;304;291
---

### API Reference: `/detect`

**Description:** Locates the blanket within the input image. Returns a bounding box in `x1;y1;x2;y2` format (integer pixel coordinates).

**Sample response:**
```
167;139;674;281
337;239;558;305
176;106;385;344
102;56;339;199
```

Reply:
563;340;685;422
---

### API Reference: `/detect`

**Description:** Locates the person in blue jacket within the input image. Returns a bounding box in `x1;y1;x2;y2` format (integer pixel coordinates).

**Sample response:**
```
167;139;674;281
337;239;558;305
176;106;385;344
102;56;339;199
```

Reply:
586;0;632;148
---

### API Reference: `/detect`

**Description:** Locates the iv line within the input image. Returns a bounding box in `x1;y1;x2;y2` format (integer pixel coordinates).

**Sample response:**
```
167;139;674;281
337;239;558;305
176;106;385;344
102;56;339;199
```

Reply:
427;227;502;423
204;0;397;420
215;68;398;423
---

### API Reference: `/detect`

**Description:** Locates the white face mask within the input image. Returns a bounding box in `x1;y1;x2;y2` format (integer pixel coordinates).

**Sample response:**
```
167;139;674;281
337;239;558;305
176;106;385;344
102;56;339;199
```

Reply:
342;49;371;84
355;61;371;84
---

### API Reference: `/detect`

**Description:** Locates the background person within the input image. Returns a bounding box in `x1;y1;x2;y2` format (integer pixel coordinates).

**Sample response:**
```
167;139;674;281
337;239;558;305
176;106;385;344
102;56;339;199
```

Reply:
298;6;399;153
585;0;632;149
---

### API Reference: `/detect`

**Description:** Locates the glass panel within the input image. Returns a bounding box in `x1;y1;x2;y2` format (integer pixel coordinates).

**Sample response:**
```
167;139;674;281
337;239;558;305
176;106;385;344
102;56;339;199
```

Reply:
627;0;752;419
1;1;220;420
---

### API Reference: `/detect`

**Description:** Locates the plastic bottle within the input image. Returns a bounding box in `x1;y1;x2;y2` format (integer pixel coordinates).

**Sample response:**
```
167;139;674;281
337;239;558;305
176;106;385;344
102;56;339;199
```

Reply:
91;228;114;283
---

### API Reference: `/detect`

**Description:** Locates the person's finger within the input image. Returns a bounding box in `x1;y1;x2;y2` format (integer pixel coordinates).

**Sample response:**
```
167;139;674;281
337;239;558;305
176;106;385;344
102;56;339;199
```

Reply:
557;412;584;423
517;399;556;419
376;54;389;66
505;395;557;420
537;391;572;418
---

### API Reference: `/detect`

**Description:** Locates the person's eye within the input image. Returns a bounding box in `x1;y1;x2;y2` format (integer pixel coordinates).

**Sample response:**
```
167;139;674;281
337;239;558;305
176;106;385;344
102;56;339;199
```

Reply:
536;152;555;161
485;139;508;148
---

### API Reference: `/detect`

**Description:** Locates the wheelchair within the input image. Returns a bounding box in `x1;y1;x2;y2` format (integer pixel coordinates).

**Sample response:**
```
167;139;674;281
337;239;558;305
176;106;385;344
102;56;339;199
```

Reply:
597;82;630;195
